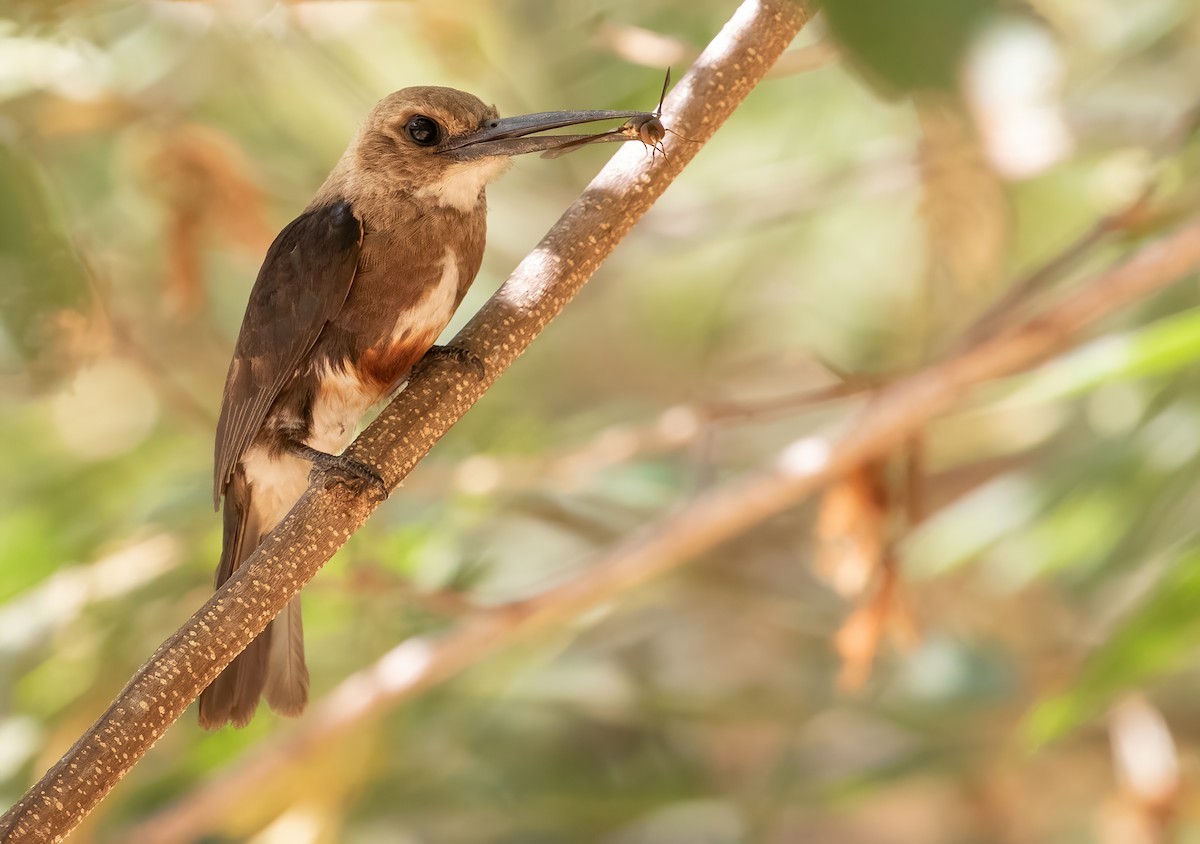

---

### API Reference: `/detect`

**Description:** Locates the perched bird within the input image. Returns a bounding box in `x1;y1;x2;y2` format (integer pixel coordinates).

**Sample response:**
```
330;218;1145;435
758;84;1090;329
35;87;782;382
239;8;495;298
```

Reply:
200;87;646;729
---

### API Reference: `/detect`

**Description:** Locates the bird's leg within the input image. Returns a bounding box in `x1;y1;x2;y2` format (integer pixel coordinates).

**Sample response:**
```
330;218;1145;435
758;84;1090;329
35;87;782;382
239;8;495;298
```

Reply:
285;440;388;500
418;344;486;380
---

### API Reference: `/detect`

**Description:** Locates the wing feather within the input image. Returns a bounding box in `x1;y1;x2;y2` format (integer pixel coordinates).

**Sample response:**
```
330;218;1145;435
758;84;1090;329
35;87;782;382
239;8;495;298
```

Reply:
213;200;362;506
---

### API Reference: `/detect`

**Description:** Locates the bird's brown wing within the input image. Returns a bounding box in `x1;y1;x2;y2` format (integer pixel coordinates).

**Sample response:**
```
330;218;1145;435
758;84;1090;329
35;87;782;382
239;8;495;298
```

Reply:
213;200;363;506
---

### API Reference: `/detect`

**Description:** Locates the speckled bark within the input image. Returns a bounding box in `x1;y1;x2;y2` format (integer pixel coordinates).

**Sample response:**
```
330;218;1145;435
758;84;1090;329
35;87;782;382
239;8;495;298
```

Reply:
0;2;816;841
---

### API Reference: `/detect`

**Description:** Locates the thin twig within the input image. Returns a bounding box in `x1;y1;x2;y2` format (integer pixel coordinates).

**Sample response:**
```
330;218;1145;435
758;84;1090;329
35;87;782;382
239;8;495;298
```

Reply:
704;376;888;422
903;435;927;527
952;188;1155;352
129;208;1200;844
340;564;481;617
706;191;1155;425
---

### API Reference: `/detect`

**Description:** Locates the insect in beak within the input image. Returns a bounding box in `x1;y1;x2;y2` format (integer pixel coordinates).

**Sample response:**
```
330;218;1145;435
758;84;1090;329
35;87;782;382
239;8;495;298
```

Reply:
541;68;687;161
443;108;657;160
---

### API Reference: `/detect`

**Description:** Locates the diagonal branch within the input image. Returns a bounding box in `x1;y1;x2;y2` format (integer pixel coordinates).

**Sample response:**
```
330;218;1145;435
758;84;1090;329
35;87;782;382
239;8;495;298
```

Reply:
0;1;816;841
128;207;1200;844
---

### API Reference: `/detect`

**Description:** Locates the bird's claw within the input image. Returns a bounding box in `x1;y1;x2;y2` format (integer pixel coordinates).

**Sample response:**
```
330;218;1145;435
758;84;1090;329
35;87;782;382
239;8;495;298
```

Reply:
421;344;486;380
291;444;387;500
316;455;388;500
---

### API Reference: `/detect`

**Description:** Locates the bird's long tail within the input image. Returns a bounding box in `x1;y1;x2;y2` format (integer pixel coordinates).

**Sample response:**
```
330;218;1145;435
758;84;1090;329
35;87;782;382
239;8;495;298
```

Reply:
198;466;309;729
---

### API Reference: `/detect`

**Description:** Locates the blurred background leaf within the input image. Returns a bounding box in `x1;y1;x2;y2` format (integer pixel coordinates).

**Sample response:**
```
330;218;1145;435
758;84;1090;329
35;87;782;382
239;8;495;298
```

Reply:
1027;543;1200;747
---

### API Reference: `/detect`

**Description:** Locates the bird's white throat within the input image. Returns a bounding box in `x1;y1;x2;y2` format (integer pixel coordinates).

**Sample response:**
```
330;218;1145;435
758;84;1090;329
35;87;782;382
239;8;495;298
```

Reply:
416;157;512;212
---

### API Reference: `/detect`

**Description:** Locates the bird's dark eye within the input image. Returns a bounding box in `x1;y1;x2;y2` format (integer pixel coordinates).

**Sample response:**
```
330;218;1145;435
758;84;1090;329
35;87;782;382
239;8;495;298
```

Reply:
405;116;442;147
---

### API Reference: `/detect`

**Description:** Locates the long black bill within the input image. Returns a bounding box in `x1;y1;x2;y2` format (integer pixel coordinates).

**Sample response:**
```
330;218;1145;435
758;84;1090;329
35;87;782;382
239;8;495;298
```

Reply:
443;110;650;160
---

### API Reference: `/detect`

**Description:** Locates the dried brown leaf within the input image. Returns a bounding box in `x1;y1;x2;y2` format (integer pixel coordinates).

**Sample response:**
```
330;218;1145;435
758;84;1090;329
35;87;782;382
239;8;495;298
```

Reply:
814;461;888;597
835;551;919;692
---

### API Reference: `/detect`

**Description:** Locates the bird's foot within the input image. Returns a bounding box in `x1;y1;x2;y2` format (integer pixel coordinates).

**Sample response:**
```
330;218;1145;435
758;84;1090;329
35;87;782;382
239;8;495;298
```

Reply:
289;444;388;500
419;344;486;380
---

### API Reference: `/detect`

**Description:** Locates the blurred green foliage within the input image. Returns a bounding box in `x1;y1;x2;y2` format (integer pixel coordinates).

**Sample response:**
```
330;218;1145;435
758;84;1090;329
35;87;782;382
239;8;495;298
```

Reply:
0;146;90;379
3;0;1200;842
823;0;996;93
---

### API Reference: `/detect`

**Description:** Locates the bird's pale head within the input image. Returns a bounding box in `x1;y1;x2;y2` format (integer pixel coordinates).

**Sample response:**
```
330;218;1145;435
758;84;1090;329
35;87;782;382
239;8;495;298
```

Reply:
352;87;508;211
342;86;650;212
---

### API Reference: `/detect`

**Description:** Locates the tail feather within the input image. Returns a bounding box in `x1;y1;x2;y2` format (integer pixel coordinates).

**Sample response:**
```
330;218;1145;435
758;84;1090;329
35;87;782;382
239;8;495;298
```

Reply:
199;627;271;729
265;597;309;716
198;465;309;729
